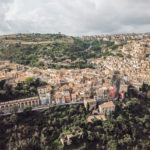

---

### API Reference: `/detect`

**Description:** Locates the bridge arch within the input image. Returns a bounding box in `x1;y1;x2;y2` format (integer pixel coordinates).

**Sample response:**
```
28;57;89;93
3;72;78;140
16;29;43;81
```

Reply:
21;103;24;109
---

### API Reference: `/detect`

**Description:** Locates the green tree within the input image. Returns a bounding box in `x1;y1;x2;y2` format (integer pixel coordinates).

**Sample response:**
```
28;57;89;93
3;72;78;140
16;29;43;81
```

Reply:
25;77;34;85
0;108;3;114
107;140;118;150
10;105;19;114
10;114;18;124
23;105;32;113
16;138;42;150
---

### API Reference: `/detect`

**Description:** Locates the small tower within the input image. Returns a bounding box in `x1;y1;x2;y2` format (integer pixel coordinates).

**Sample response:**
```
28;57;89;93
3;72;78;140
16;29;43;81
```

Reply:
112;71;121;98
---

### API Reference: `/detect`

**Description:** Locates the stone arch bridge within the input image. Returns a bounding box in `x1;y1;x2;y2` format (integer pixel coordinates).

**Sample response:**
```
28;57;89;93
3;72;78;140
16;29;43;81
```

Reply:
0;97;40;113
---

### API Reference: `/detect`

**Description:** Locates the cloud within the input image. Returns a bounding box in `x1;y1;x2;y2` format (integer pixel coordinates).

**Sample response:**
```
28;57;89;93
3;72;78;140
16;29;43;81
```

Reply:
0;0;150;35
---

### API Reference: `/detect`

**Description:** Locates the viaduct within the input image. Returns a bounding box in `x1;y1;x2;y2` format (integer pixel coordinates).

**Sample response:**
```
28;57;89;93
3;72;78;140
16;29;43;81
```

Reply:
0;97;40;112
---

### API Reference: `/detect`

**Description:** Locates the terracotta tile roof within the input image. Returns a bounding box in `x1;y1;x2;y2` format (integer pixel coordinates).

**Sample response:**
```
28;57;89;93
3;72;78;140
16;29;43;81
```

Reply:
84;99;96;103
99;101;115;108
15;76;31;83
65;59;72;62
60;69;67;74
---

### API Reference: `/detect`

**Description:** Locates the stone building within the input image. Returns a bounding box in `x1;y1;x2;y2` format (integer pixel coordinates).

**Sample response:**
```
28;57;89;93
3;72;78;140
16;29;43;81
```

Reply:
84;99;97;111
99;101;115;115
37;85;52;105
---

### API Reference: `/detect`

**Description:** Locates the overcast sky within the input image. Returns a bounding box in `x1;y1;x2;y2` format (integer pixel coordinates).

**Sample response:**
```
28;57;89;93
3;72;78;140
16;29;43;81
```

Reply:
0;0;150;36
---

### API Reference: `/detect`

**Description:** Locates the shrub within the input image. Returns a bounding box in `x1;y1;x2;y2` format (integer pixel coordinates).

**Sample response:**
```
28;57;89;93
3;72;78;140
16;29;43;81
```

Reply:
23;106;32;113
127;54;132;58
10;105;19;114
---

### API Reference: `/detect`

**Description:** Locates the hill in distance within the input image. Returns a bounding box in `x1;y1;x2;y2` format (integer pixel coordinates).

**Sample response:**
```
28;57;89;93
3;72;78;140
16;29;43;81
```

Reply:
0;33;125;69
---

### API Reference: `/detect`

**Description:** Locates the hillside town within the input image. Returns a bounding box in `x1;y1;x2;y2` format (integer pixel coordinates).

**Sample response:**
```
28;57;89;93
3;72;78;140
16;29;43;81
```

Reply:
0;33;150;118
1;0;150;149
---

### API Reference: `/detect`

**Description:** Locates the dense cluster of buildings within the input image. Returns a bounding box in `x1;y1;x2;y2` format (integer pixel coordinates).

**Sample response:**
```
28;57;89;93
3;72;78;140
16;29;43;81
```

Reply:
89;39;150;85
0;81;117;115
0;34;150;116
79;32;150;42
